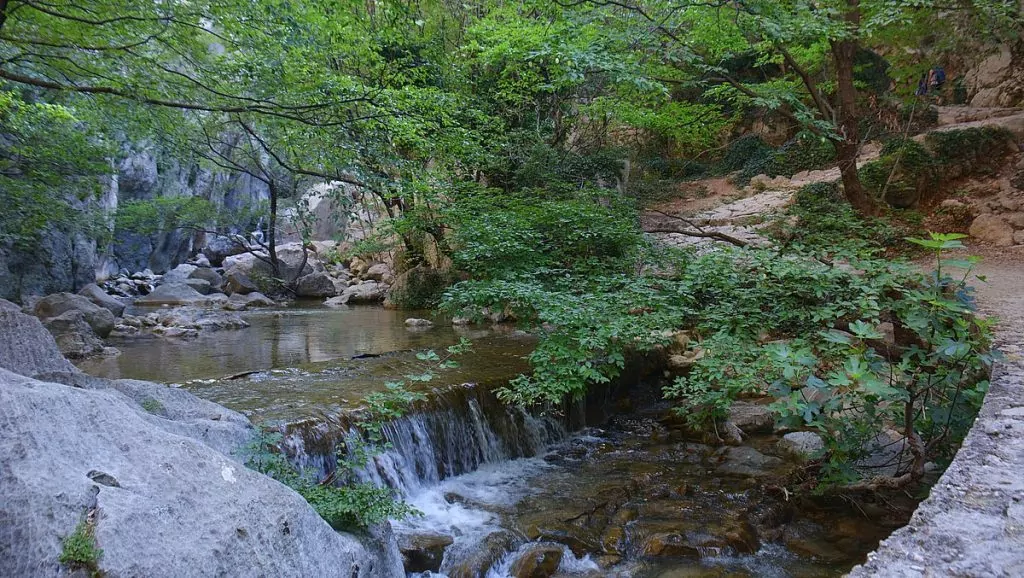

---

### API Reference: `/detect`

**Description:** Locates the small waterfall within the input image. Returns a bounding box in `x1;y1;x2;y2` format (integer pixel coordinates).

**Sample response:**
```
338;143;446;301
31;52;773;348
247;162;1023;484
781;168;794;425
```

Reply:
281;382;577;496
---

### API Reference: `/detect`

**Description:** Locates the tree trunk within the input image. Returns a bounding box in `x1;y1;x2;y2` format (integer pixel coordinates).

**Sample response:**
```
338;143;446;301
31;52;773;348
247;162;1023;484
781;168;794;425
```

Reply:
830;0;879;216
268;179;280;278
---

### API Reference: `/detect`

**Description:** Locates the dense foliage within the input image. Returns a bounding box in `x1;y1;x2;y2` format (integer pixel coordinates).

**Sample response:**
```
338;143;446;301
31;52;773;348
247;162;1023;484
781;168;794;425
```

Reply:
442;182;994;490
1;0;1013;512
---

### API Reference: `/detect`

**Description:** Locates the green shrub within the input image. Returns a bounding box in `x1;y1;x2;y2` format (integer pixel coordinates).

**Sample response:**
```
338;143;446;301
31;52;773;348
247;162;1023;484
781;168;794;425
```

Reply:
60;519;102;577
735;134;836;185
140;399;165;414
716;134;773;174
446;189;643;280
387;265;457;309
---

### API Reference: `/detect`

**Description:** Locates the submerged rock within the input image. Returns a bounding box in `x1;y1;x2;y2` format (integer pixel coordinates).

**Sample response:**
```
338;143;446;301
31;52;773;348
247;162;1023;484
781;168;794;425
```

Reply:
447;531;520;578
225;291;275;311
715;446;785;478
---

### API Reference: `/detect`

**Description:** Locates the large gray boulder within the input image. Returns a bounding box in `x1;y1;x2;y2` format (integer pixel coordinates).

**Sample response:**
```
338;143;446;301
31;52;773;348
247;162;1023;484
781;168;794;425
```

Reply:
42;310;107;359
202;235;248;267
338;281;385;304
295;272;337;298
185;278;213;295
0;305;400;577
161;263;198;285
364;263;394;285
135;283;215;307
188;267;224;292
223;269;258;296
33;293;116;338
0;308;76;378
78;284;126;318
0;370;391;578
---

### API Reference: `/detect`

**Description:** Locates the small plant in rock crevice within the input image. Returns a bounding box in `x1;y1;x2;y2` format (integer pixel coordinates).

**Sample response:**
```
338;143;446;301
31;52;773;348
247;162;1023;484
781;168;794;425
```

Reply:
60;512;103;577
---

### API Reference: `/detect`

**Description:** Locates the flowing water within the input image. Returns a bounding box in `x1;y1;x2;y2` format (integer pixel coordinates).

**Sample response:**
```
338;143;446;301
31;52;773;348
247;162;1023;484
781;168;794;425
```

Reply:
78;304;910;577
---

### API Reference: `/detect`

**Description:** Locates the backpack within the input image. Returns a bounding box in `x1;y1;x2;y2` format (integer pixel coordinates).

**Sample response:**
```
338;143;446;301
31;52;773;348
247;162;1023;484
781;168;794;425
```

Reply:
932;67;946;86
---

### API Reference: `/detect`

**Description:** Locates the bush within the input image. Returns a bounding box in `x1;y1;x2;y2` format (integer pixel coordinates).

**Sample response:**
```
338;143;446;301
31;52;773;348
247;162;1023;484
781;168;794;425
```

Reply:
735;134;836;185
60;518;102;577
445;189;643;279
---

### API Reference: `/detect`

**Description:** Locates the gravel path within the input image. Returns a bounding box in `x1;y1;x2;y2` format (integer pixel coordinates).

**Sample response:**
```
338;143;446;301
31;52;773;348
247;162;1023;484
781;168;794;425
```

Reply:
849;245;1024;577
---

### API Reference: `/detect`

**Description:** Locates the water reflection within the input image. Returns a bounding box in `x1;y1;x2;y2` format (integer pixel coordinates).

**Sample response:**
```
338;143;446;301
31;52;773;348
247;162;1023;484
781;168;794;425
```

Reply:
78;305;475;383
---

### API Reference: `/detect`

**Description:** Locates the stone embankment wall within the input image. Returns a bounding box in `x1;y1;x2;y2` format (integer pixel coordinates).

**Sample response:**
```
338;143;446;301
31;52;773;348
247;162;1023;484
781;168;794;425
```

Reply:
849;261;1024;577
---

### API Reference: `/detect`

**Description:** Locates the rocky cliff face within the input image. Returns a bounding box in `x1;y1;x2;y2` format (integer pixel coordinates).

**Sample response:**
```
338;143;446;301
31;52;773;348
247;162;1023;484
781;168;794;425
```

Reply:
0;145;269;303
965;42;1024;109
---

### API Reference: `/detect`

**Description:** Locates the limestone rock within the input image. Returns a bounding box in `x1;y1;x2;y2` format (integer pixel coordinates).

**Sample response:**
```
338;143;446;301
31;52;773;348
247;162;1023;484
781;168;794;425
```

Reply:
185;278;213;295
161;263;198;285
509;544;564;578
339;281;385;304
364;263;394;285
1007;212;1024;229
223;269;258;295
78;284;126;318
0;369;391;578
324;296;350;308
225;292;275;311
966;44;1024;108
0;308;77;378
188;267;224;291
398;532;453;574
1014;230;1024;245
715;446;785;478
34;293;116;338
777;432;825;461
405;318;433;327
202;235;248;266
726;401;777;434
969;213;1015;246
295;272;337;298
42;310;106;359
349;256;370;277
135;283;215;307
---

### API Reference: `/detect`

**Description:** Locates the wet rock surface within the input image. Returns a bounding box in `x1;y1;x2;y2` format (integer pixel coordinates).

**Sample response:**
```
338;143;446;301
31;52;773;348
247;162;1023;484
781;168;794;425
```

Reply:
389;398;904;578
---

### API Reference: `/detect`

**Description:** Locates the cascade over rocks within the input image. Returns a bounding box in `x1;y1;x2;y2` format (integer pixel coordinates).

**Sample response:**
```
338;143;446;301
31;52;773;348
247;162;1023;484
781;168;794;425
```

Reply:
0;301;399;577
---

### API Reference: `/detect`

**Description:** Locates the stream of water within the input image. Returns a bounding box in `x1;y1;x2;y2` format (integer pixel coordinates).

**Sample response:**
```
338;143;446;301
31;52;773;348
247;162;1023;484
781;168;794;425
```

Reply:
79;304;909;577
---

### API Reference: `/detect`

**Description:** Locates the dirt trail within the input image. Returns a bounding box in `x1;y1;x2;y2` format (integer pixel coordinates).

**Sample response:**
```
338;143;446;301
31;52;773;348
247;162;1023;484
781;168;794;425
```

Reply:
642;106;1024;250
